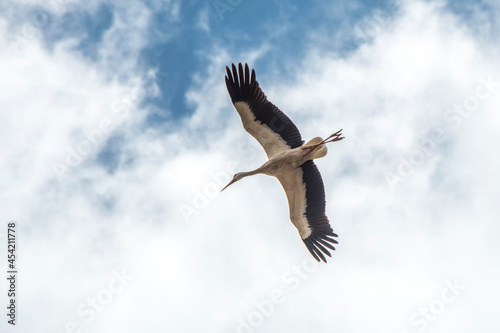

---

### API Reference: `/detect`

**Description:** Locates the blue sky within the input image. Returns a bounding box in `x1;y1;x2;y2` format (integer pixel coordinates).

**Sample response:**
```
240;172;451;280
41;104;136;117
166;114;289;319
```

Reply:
1;0;500;332
31;0;499;122
41;0;400;119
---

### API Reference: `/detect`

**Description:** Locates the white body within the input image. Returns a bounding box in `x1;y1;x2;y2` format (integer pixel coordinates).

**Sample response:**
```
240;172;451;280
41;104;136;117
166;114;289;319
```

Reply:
234;136;328;239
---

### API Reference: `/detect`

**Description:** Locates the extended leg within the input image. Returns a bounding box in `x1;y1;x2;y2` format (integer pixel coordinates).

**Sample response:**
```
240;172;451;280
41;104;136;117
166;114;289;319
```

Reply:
322;129;344;144
303;129;344;156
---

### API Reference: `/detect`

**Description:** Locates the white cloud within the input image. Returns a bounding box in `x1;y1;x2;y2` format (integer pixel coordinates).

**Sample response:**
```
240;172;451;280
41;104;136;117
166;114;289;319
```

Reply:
1;0;499;332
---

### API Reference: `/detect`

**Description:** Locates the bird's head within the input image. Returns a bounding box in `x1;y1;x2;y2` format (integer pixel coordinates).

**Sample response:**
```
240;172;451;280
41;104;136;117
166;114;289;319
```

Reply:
221;173;244;192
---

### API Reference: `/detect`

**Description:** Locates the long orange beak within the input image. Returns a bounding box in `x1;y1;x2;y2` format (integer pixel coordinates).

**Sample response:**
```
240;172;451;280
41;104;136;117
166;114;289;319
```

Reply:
221;178;237;192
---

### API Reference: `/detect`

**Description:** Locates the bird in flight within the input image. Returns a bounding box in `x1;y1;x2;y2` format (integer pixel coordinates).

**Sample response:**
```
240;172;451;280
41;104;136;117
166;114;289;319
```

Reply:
222;63;344;262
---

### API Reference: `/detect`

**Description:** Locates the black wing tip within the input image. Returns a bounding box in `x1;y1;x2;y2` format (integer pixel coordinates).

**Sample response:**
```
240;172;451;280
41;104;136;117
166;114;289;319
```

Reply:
304;239;321;262
226;63;254;87
228;63;251;73
303;232;339;263
231;63;238;82
226;62;259;104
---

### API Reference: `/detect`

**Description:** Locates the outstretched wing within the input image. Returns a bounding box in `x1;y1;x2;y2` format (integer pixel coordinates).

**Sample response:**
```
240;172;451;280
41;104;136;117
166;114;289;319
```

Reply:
277;160;338;262
225;63;303;158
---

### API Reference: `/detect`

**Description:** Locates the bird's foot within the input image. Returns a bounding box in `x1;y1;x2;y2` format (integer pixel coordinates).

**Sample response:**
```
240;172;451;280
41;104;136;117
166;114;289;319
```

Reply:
303;129;344;156
323;129;344;144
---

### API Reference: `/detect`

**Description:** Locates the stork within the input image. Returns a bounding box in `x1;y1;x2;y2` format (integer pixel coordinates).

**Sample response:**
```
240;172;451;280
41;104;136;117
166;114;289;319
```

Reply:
222;63;344;263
